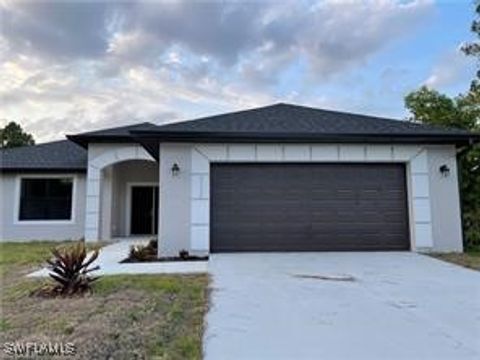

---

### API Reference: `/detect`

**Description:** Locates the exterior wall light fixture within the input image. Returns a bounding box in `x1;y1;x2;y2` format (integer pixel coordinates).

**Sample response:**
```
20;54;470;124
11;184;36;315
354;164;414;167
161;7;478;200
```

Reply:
171;163;180;176
439;164;450;177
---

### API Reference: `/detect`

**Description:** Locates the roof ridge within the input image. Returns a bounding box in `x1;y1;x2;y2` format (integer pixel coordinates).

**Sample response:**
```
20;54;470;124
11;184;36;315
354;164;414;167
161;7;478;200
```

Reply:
150;102;469;134
274;102;404;121
274;103;473;133
156;103;282;128
0;139;73;152
154;102;410;131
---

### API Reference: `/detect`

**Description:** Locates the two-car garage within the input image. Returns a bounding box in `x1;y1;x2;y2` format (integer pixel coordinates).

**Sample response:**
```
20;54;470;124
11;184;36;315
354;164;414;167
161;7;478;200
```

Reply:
210;163;410;252
154;104;470;255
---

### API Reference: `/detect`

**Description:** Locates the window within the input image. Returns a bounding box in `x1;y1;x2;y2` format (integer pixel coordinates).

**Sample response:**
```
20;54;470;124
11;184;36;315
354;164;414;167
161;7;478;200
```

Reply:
19;178;74;221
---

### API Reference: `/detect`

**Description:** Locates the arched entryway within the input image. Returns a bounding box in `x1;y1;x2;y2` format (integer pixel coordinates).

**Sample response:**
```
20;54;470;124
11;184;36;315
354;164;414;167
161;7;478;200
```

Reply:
84;144;158;241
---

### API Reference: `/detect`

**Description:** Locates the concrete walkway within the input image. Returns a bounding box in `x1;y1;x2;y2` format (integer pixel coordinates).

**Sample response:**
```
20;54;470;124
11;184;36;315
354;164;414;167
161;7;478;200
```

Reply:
204;252;480;360
27;239;207;277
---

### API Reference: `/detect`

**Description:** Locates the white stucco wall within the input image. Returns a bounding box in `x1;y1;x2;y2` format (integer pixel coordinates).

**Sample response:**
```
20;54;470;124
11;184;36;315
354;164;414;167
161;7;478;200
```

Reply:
1;141;462;250
427;145;463;252
0;173;86;241
158;143;464;256
158;143;192;256
84;143;155;241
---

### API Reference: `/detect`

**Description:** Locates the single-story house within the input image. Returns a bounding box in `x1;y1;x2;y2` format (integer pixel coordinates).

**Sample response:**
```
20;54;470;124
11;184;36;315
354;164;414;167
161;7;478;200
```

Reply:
1;103;479;255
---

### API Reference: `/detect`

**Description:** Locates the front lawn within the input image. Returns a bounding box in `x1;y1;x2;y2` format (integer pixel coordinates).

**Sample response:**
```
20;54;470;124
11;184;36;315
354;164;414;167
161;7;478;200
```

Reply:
428;247;480;271
0;241;209;359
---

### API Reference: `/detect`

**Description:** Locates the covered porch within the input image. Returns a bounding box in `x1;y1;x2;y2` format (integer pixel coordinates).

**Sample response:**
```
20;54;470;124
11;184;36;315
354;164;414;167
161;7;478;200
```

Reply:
101;159;158;239
84;143;159;241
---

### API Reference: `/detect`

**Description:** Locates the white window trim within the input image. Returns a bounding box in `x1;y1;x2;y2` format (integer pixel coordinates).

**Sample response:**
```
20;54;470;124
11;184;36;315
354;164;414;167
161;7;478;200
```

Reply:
125;181;159;236
14;174;78;225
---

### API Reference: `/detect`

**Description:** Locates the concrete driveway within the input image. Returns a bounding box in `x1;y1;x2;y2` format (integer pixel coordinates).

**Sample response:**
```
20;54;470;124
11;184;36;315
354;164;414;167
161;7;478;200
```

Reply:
204;252;480;360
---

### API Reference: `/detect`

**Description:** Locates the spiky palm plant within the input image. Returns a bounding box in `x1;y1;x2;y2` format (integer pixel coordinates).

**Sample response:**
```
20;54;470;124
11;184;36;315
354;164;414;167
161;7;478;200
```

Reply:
47;241;100;295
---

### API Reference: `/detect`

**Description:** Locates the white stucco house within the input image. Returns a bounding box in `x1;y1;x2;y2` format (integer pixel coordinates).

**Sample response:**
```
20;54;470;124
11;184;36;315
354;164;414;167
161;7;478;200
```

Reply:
1;103;479;256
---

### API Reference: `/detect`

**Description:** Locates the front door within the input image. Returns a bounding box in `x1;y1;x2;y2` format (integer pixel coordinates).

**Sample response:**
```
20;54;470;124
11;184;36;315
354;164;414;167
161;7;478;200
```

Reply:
130;186;159;235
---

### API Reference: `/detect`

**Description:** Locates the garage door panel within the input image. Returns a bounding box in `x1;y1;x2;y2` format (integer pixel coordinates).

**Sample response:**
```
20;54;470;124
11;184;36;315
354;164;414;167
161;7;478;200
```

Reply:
211;163;410;252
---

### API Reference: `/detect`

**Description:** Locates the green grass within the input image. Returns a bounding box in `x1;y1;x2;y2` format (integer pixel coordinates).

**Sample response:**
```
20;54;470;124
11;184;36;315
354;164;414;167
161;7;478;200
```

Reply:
95;274;206;298
465;244;480;254
47;318;75;335
0;241;105;273
0;241;63;268
429;247;480;271
1;241;209;359
0;318;11;332
95;274;186;295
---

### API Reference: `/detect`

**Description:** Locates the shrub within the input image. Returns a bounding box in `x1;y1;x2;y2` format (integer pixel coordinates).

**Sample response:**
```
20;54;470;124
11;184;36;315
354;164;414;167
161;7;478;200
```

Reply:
179;249;189;260
45;241;100;296
129;239;157;261
465;207;480;249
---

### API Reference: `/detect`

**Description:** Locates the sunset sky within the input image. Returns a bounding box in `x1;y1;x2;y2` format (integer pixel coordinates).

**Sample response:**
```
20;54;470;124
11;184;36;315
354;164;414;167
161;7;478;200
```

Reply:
0;0;477;143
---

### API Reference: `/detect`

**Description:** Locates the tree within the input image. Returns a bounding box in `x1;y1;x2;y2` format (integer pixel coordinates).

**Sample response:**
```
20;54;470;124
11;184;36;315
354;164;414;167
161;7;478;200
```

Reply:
456;83;480;247
405;86;480;247
0;121;35;148
405;0;480;248
405;86;479;130
461;0;480;81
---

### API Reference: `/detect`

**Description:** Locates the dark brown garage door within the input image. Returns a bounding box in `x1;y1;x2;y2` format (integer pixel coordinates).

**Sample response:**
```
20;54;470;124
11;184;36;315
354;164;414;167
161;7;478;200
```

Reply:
210;163;410;252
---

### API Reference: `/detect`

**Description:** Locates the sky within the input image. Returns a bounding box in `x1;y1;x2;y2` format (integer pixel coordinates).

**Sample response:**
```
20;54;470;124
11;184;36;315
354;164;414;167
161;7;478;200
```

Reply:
0;0;477;143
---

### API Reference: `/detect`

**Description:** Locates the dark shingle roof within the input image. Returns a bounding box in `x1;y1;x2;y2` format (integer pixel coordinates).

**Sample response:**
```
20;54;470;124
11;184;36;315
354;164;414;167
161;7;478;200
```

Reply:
68;122;158;147
0;122;158;172
138;103;477;137
131;103;479;159
2;103;479;171
1;140;87;172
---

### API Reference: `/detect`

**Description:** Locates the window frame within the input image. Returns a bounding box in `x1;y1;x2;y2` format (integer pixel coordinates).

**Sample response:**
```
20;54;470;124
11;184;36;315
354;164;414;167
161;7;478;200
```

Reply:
14;174;77;225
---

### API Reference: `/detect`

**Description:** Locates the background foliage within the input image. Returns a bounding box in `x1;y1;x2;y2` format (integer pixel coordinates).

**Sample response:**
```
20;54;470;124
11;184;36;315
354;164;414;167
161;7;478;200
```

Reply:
0;121;35;148
405;1;480;248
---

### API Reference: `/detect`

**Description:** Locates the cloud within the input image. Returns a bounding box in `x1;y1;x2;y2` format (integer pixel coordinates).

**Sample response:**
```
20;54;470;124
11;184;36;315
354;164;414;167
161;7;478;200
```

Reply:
301;0;431;76
425;49;475;89
0;0;434;142
2;0;432;76
129;1;265;65
1;1;113;59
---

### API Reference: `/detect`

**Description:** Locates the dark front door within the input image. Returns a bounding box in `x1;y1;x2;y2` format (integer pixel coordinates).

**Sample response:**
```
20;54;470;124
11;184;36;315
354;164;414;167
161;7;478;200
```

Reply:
130;186;159;235
210;163;410;252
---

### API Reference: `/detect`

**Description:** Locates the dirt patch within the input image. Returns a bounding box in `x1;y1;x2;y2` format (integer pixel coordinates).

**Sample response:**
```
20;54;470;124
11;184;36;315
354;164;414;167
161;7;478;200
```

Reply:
1;245;209;360
428;251;480;271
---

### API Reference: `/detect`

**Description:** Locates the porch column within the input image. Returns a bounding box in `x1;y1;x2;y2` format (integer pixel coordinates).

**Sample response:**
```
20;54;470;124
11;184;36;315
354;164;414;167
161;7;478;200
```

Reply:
409;149;433;250
100;167;113;240
85;165;101;242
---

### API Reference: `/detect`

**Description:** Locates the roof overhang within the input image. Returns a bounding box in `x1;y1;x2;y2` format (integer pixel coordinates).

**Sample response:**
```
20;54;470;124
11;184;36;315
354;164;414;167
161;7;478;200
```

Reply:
1;167;87;173
131;130;480;161
66;134;137;148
